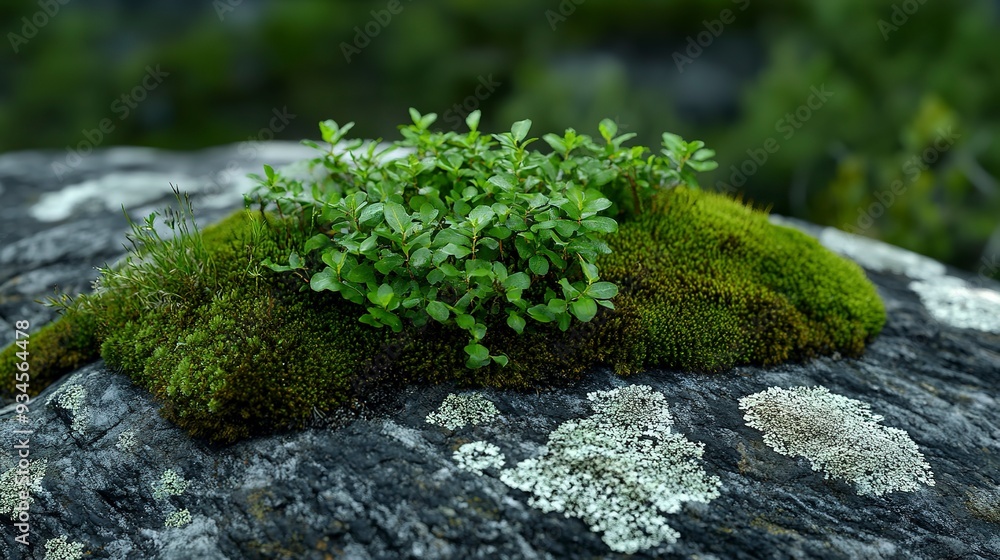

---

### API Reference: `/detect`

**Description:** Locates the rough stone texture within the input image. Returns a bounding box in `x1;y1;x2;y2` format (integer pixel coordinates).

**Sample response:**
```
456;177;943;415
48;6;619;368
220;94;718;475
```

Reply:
1;147;999;559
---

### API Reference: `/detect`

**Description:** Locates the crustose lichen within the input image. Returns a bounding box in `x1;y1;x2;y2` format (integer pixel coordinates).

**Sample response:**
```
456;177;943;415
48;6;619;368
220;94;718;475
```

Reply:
739;386;935;497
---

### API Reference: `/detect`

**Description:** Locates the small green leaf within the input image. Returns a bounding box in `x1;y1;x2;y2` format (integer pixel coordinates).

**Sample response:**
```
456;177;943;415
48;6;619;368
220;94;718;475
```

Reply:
309;268;341;292
470;322;487;341
510;119;532;143
455;314;476;330
374;254;405;275
527;305;554;323
507;312;526;334
370;307;403;332
464;343;490;368
598;118;617;142
440;243;472;259
426;300;450;322
503;272;531;290
547;298;567;314
409;247;433;268
303;233;332;254
468;205;495;230
466;109;481;131
419;203;439;224
488;173;517;192
368;283;394;308
359;203;384;227
580;217;618;233
383;202;410;234
587;281;619;299
569;297;598;322
529;256;549;276
491;354;509;367
346;264;376;285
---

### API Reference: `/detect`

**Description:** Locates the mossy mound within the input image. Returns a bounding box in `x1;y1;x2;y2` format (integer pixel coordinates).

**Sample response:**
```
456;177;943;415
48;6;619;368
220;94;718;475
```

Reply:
601;188;885;373
0;188;885;442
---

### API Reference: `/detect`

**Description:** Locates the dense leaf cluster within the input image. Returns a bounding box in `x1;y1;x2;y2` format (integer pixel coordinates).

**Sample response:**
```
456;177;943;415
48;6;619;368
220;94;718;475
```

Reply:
252;110;717;367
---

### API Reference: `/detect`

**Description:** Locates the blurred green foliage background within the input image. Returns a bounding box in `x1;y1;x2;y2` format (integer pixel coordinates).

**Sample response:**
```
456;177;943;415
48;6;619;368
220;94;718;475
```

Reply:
1;0;998;277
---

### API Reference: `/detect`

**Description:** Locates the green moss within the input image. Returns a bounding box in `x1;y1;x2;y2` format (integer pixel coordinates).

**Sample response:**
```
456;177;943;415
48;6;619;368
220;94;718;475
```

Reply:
598;187;886;372
0;188;885;442
0;309;99;398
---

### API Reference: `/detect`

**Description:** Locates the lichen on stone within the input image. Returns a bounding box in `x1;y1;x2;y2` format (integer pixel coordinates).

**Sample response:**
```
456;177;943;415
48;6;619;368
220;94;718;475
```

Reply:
739;386;935;497
908;276;1000;333
43;535;85;560
0;458;47;520
51;384;89;435
425;392;500;430
164;508;193;528
116;429;138;453
453;441;505;475
152;469;189;500
500;385;721;554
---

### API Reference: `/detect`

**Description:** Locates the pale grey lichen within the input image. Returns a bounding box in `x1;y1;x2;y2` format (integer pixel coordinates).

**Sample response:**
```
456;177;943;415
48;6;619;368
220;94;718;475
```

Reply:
425;392;500;430
908;276;1000;333
53;384;90;435
164;508;193;528
152;469;189;500
116;429;138;453
500;385;721;554
739;386;935;497
0;459;47;520
453;441;505;475
818;227;946;279
43;535;84;560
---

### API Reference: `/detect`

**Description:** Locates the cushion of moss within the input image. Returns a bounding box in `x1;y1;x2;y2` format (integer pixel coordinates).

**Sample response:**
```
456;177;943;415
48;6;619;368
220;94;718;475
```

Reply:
0;188;885;442
0;310;99;397
598;188;885;372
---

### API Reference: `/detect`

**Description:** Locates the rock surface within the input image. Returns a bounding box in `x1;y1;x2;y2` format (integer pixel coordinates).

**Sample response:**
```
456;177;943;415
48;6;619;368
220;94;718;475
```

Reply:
1;146;999;560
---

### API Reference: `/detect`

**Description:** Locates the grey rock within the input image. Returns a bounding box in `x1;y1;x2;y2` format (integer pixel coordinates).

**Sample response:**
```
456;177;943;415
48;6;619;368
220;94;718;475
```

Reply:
1;147;999;559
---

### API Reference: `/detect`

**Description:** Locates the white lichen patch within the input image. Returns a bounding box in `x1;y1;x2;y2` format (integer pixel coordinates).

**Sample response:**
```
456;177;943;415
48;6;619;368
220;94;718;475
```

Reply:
50;384;90;435
116;429;138;453
164;508;193;528
739;386;935;497
500;385;721;554
425;392;500;430
908;276;1000;333
152;469;190;500
0;459;47;519
818;227;946;279
43;535;85;560
453;441;505;475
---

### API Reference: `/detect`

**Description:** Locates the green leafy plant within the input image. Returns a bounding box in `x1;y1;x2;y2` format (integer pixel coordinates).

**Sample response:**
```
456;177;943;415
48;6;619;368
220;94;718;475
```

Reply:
251;110;717;368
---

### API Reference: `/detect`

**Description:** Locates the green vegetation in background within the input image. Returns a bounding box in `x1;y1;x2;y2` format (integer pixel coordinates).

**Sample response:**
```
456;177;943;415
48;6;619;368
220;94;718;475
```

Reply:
1;0;996;275
0;115;884;442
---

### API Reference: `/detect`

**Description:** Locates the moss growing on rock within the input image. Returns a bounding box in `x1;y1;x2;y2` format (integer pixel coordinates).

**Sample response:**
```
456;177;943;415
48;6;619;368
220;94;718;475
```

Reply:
600;187;886;373
0;310;99;397
0;126;886;443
